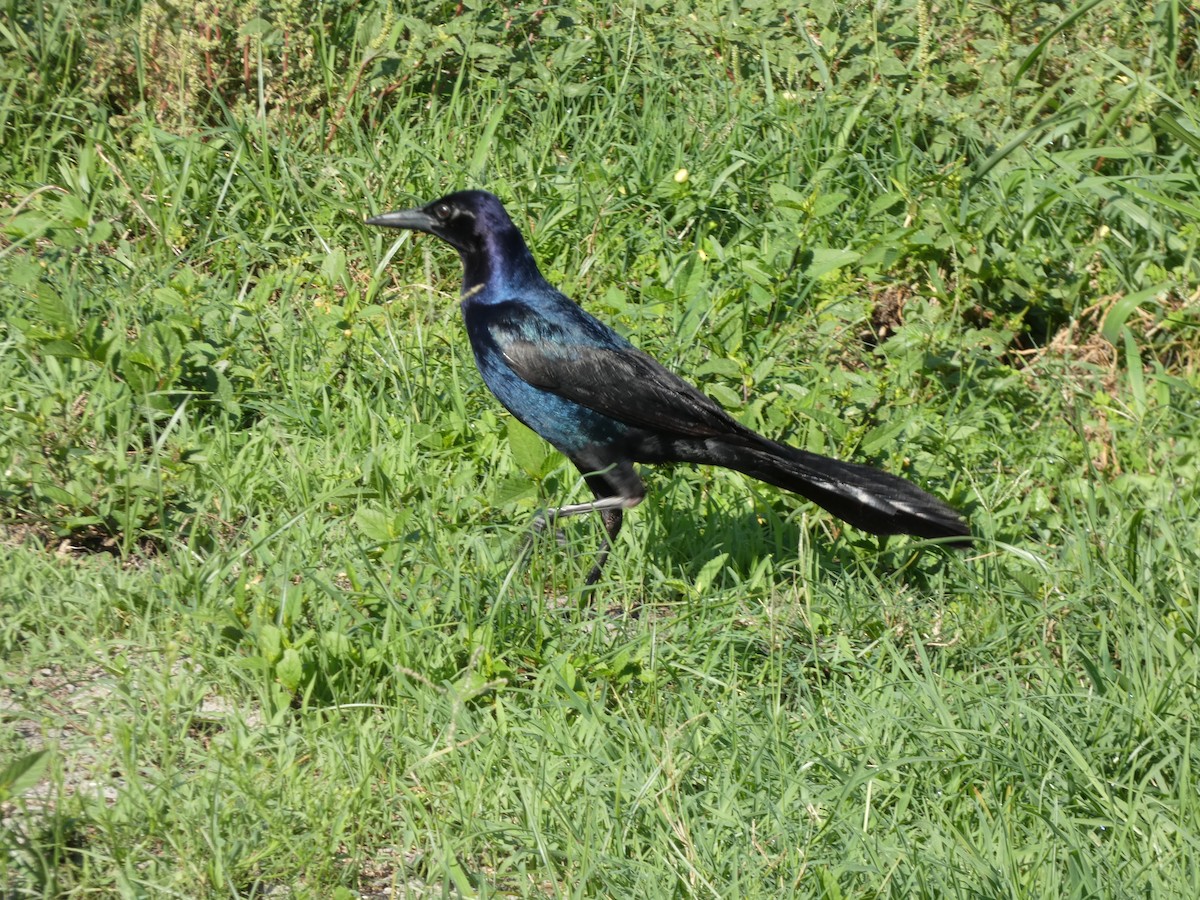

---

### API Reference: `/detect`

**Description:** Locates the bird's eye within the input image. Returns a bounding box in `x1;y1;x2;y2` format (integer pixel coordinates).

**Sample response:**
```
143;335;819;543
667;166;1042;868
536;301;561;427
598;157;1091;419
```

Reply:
433;203;452;220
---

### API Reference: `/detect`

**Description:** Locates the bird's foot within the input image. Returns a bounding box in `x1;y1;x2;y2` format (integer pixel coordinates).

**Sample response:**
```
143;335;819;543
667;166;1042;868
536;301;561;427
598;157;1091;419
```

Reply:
529;513;570;546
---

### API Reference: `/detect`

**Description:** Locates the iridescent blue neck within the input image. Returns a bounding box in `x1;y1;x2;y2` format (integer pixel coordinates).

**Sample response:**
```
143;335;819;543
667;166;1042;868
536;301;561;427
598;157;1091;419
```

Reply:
460;226;542;299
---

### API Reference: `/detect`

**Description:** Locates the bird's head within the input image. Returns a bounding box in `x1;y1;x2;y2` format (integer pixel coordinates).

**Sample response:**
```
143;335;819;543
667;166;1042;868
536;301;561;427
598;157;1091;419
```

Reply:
366;190;520;256
367;190;538;291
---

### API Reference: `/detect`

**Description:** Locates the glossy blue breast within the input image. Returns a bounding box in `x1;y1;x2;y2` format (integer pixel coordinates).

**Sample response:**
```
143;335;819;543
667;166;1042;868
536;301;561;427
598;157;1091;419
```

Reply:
461;293;633;457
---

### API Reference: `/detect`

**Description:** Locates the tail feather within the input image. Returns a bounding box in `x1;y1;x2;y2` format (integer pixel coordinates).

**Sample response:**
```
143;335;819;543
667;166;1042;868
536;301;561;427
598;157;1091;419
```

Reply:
686;436;971;543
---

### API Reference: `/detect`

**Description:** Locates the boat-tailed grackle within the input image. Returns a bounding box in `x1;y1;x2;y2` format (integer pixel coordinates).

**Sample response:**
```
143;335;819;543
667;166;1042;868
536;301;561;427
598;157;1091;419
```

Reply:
367;190;970;583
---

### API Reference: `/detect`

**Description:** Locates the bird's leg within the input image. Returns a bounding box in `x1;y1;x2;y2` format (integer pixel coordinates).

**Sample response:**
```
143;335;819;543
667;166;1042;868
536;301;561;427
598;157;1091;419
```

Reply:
528;493;641;584
531;493;638;530
585;506;625;585
518;463;645;584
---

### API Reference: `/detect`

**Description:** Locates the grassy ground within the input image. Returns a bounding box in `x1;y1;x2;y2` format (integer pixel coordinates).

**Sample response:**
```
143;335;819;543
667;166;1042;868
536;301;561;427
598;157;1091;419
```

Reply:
2;0;1199;896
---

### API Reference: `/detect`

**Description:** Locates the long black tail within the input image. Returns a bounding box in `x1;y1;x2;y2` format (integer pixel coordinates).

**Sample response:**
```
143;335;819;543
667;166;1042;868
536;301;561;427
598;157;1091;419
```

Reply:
679;434;971;543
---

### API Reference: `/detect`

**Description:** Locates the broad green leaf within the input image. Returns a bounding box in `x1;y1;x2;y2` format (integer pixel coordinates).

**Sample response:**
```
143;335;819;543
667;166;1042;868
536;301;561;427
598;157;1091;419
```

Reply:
276;648;304;692
508;419;548;477
0;750;51;801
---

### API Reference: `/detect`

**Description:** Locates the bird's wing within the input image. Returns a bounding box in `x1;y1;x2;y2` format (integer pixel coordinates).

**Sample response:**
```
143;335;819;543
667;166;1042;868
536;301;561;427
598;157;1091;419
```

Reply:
488;302;742;439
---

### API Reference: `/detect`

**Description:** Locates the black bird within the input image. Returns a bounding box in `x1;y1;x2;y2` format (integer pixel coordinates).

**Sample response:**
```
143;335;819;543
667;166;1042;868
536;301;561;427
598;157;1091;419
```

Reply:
367;190;970;583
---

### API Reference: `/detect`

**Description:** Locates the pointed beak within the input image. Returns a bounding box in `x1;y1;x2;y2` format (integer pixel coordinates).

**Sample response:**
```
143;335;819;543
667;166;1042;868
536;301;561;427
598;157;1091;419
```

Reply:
365;208;437;232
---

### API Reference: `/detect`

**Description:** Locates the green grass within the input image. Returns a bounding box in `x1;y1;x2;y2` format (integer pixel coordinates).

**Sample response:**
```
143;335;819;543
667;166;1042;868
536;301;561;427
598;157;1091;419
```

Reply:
2;0;1200;896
